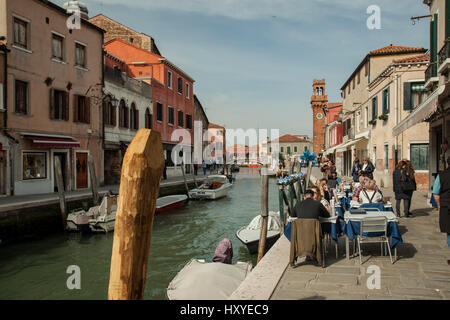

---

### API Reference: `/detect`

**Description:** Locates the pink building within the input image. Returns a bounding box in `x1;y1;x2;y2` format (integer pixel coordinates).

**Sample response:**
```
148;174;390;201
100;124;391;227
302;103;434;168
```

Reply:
0;0;104;195
324;102;343;163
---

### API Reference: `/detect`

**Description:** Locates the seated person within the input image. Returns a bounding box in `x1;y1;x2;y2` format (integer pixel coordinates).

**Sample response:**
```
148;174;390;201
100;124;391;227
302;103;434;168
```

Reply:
292;189;330;219
352;176;380;201
327;172;342;190
353;175;365;191
311;186;331;213
318;178;331;202
358;179;383;204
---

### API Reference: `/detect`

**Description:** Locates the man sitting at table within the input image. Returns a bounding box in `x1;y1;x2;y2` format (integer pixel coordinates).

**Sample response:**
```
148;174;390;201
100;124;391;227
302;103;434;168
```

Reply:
358;179;383;204
311;186;331;214
292;189;330;219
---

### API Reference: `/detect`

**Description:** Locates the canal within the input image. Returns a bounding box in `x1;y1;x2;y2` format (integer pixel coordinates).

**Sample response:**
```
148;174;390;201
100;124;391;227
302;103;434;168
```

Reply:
0;168;280;300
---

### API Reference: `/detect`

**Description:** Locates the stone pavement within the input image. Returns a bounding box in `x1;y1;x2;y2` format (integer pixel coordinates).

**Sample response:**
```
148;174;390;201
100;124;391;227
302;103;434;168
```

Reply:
270;188;450;300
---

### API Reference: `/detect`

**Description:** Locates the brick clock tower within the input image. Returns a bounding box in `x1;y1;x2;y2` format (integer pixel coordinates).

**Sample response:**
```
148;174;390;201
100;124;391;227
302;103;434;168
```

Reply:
311;80;327;156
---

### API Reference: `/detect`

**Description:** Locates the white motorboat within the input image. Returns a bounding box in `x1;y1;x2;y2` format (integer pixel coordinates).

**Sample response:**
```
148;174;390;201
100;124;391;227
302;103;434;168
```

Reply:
155;194;188;213
236;211;282;254
66;194;117;233
166;258;252;300
188;175;232;200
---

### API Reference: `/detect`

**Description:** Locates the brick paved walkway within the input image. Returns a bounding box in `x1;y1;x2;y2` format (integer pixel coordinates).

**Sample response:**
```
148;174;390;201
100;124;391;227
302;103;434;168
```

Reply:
270;188;450;300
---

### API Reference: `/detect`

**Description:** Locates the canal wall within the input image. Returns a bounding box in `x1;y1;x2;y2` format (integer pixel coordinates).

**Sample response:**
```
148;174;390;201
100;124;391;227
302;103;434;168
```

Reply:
0;181;197;245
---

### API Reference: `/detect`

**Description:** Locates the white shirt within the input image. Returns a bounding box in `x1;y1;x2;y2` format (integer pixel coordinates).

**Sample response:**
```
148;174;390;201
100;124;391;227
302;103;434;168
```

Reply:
359;190;382;204
362;163;368;171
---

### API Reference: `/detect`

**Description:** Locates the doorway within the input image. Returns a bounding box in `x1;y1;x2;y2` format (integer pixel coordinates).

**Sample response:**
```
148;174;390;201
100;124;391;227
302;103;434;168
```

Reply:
53;152;67;192
76;152;88;189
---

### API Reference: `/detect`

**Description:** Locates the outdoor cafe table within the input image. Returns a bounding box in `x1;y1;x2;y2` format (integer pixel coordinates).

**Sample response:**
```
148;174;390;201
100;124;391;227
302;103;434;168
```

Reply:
342;210;402;261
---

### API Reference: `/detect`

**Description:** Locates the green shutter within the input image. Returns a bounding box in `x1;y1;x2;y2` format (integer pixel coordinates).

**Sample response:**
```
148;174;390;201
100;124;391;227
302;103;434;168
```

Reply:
446;0;450;39
404;82;412;110
430;17;435;64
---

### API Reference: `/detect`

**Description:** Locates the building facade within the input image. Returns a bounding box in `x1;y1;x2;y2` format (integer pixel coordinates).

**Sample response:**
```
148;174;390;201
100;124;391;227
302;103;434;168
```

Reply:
0;42;7;195
104;38;195;177
337;44;427;176
0;0;104;195
207;123;226;164
269;134;312;163
368;54;430;190
324;102;343;167
103;51;153;185
394;0;450;190
193;95;209;163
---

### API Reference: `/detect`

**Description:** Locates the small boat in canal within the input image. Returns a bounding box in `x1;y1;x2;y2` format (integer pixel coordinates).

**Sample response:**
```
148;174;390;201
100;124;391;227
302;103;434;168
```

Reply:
188;175;232;200
66;193;117;233
155;194;188;213
236;211;282;254
166;239;252;300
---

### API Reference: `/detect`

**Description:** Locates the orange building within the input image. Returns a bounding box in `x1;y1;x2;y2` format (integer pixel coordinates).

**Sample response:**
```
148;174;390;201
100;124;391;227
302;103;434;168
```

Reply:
104;39;195;167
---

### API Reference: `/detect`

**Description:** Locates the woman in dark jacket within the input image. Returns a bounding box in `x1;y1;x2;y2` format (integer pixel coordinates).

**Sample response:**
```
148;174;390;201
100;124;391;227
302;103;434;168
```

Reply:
393;160;416;217
351;158;362;182
360;157;375;179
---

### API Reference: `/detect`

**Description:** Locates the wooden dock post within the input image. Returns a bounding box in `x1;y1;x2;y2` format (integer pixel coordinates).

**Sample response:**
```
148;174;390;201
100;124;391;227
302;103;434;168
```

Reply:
88;155;99;206
257;167;269;264
107;129;165;300
180;162;190;195
54;156;67;230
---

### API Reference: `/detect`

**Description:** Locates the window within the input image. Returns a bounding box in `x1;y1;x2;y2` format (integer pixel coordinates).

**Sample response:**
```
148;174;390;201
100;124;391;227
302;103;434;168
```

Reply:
186;83;189;98
186;114;192;129
13;17;28;49
50;89;68;120
105;100;116;126
130;103;138;130
404;82;427;111
23;152;46;180
410;143;429;170
178;110;184;127
287;146;291;155
74;95;90;123
371;96;378;120
304;146;308;152
168;107;174;125
348;85;350;94
75;42;86;67
382;87;390;115
51;33;64;61
352;78;355;89
355;110;361;133
119;100;128;128
145;108;152;129
294;146;298;153
364;62;368;77
357;71;360;84
168;71;172;89
177;77;183;94
15;80;28;114
156;102;163;122
384;144;389;170
364;106;369;128
281;147;284;153
217;130;222;136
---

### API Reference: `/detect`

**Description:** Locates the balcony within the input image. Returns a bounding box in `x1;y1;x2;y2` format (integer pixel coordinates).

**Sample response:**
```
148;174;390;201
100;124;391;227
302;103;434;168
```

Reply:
438;40;450;75
424;63;438;89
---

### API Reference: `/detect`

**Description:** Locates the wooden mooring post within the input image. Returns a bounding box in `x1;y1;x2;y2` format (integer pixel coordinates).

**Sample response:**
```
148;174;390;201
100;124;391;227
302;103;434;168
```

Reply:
54;156;67;230
108;129;165;300
257;167;269;264
180;162;190;195
88;155;99;206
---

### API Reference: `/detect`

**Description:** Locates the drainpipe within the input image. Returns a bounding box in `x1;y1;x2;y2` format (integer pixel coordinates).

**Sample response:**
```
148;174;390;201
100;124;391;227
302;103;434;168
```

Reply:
394;66;398;162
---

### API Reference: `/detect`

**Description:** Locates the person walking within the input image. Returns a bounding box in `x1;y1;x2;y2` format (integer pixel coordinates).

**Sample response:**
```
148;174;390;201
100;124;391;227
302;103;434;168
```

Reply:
432;156;450;261
193;163;198;176
393;160;416;218
351;158;362;183
202;160;207;176
360;157;375;179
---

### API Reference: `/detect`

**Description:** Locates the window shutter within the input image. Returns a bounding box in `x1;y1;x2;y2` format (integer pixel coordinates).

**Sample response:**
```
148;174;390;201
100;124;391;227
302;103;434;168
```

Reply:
447;0;450;39
112;105;116;126
73;95;78;122
64;92;69;121
430;18;435;64
403;82;412;110
49;89;55;119
85;97;91;124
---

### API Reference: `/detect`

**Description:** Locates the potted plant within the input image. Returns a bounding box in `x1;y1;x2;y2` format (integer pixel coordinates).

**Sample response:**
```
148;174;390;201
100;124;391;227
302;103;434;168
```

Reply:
369;119;377;125
378;114;388;121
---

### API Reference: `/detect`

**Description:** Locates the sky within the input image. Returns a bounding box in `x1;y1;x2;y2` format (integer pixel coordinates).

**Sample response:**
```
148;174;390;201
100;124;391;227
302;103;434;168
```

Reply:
56;0;429;140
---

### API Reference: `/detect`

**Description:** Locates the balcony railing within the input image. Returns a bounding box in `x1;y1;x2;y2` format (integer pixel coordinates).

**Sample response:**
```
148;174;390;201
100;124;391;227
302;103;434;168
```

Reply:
438;40;450;74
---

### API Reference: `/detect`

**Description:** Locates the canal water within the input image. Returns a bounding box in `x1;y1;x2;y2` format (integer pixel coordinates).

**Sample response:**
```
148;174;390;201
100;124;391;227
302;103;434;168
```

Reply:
0;168;280;300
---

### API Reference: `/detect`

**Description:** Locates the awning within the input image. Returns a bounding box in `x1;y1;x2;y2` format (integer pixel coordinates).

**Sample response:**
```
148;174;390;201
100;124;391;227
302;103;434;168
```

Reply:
393;85;445;137
355;130;369;140
24;134;80;148
335;137;367;152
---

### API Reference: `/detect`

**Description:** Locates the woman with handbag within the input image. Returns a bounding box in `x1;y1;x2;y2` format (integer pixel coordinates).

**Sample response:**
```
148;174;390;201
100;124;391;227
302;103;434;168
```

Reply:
393;160;416;217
